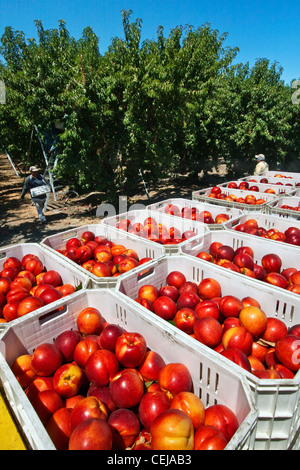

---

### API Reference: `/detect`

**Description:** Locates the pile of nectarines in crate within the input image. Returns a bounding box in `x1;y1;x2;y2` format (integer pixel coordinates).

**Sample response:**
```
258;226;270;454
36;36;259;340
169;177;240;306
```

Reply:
146;198;243;230
0;243;88;326
266;197;300;219
192;186;278;210
219;180;291;195
121;266;300;379
180;230;300;296
117;254;300;449
101;209;208;253
226;214;300;247
0;289;257;450
41;224;166;287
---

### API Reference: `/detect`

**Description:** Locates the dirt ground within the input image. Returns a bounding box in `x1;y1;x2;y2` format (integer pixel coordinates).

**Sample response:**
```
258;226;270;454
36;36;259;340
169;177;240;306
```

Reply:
0;153;228;249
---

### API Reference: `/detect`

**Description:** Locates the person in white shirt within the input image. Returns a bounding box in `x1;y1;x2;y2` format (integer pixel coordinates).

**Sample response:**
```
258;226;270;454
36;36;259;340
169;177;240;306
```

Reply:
21;166;50;223
254;154;269;176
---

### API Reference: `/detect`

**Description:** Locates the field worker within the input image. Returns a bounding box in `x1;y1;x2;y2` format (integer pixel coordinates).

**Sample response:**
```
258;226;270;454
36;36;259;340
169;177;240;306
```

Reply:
21;166;50;224
253;154;269;176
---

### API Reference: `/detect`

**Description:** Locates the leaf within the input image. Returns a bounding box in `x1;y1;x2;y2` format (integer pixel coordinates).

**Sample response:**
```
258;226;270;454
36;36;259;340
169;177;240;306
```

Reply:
75;282;82;292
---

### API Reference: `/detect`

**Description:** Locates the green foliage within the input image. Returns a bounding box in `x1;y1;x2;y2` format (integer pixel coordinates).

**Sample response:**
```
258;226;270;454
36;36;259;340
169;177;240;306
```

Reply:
0;10;298;199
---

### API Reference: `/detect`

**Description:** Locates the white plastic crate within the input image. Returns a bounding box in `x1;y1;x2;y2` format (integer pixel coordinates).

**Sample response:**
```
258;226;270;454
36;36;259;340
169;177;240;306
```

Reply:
0;288;258;450
146;198;243;230
266;197;300;220
101;209;209;254
116;254;300;450
222;212;300;248
192;187;278;211
30;185;51;198
0;243;89;330
266;171;300;179
238;176;300;186
41;224;165;288
218;181;294;195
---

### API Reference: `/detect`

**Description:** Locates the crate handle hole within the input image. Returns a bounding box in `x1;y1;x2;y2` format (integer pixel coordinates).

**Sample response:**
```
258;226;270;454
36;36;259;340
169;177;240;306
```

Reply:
39;305;68;325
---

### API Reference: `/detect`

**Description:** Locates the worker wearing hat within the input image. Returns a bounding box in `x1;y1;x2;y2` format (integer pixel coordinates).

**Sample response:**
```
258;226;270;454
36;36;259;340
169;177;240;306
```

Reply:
253;154;269;176
21;166;50;224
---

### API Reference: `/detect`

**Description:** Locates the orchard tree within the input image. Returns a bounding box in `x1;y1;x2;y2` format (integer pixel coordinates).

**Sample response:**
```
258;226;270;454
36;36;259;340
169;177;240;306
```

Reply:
0;26;31;164
233;59;294;171
203;58;295;176
289;83;300;170
104;12;241;191
173;23;239;178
